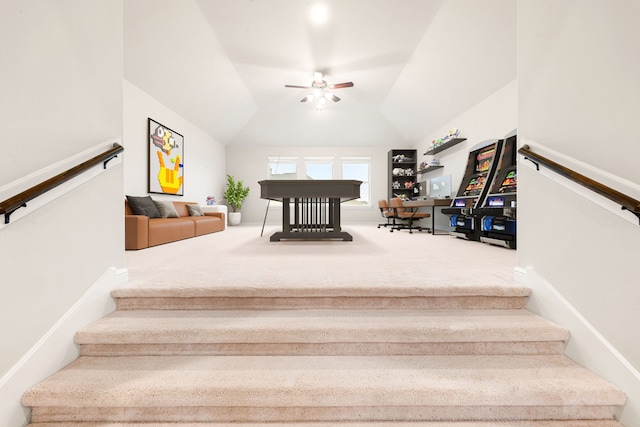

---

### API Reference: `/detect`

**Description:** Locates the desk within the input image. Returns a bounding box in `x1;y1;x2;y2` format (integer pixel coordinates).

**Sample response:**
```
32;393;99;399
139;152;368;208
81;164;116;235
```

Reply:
403;198;451;235
259;180;362;241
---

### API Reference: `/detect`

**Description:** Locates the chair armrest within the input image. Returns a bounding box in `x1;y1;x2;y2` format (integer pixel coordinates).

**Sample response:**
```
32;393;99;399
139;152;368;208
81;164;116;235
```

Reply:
400;202;430;219
125;215;149;250
204;211;223;219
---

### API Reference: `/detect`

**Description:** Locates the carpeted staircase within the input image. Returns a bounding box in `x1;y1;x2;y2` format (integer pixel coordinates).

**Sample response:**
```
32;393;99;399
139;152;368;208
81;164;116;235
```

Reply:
22;281;626;426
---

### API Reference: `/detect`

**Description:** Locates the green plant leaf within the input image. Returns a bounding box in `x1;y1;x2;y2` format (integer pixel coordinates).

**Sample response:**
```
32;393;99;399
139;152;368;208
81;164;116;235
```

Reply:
223;174;250;212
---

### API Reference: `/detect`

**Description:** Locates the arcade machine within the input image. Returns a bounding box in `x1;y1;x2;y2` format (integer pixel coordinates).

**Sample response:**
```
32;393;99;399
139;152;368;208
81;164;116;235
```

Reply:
442;139;503;241
473;132;517;248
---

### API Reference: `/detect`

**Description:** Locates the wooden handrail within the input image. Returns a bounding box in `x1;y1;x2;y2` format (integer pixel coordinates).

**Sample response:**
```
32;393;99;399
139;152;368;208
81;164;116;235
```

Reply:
518;144;640;223
0;143;124;224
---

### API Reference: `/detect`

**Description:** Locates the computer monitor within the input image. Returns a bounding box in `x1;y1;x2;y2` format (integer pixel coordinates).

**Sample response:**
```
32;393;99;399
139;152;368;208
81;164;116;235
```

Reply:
417;181;428;198
428;174;452;199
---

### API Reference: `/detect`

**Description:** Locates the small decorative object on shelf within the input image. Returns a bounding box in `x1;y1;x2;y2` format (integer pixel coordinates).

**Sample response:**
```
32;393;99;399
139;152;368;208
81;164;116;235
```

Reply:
430;128;461;151
418;158;442;174
392;154;413;163
392;167;414;176
424;132;467;156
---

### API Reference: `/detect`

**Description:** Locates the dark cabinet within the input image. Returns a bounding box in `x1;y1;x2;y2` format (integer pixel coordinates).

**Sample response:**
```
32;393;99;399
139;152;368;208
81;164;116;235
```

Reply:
388;149;417;200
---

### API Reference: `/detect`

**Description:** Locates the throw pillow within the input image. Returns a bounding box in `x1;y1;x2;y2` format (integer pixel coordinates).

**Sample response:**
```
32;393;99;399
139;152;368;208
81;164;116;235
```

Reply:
154;200;180;218
186;204;204;217
126;195;162;218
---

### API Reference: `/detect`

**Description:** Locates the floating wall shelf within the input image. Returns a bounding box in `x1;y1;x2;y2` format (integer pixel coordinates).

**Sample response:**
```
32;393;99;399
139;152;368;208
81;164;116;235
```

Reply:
424;138;467;155
417;165;444;174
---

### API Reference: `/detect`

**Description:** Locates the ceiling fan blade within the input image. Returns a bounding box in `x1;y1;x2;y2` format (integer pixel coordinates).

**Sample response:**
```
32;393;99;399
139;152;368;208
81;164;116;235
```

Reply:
300;96;310;102
285;84;312;89
330;94;341;102
328;82;354;89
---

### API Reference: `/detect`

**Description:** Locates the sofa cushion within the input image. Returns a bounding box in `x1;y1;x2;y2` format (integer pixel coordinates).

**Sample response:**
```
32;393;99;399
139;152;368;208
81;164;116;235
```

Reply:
126;195;162;218
186;204;204;216
190;216;224;236
154;200;180;218
147;218;195;247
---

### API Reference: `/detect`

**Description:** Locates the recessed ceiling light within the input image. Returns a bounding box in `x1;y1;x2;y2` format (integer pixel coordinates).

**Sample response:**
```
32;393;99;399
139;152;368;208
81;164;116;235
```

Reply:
310;4;328;24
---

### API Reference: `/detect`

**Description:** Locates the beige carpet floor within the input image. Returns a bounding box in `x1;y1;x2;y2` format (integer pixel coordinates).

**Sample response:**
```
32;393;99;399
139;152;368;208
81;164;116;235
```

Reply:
124;223;518;292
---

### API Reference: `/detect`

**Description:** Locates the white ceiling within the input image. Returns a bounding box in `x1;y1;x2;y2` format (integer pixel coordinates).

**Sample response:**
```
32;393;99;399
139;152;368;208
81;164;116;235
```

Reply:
123;0;516;147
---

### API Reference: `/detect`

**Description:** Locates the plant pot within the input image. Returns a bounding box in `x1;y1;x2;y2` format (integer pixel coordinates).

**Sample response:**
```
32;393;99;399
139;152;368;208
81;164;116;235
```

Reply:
228;212;242;226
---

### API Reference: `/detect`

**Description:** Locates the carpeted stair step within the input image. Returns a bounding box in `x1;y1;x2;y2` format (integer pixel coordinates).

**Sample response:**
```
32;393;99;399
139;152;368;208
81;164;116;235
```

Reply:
75;309;569;356
25;421;626;427
22;354;625;423
112;282;532;310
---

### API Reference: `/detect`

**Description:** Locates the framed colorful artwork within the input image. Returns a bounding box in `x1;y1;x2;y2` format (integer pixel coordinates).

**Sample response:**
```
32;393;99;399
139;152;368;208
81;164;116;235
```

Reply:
148;118;184;195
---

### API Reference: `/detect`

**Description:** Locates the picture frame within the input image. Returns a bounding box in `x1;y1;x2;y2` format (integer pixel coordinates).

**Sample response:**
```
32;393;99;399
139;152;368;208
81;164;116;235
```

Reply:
148;118;184;195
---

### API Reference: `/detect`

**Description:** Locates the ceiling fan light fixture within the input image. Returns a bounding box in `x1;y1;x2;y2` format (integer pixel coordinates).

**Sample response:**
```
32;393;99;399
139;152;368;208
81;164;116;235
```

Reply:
285;72;353;110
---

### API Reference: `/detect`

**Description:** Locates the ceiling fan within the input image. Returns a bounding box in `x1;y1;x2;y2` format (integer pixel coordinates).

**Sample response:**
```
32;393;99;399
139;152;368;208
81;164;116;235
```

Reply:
285;72;354;108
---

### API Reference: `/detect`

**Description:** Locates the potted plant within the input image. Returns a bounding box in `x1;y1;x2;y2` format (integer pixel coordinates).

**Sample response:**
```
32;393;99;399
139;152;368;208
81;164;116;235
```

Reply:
223;174;250;225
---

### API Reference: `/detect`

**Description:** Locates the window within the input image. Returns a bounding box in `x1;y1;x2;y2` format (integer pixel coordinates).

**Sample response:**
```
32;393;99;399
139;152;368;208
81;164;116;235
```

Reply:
341;157;370;206
265;155;371;206
267;156;297;179
305;157;334;180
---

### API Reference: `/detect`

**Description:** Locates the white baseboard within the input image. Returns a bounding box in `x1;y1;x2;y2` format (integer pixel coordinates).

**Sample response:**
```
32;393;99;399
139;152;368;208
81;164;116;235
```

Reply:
0;267;128;427
515;266;640;425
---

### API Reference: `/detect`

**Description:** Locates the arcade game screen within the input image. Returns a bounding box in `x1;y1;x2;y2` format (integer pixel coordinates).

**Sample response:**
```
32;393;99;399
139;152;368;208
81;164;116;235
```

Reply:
498;170;517;193
463;176;486;196
487;196;505;207
475;146;496;173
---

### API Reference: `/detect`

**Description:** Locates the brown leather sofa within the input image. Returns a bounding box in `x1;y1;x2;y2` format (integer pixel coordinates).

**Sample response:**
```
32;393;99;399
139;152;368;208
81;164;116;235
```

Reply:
125;200;225;250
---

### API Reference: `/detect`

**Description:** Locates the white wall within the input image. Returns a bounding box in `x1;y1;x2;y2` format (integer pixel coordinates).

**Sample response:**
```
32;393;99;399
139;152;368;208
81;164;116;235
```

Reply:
123;80;227;206
0;1;124;182
382;0;516;143
123;0;256;144
518;1;640;424
226;145;395;224
518;1;640;185
0;1;124;426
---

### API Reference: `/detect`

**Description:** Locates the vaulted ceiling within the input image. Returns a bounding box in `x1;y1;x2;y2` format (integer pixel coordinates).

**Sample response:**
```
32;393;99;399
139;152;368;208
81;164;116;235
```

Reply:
123;0;516;147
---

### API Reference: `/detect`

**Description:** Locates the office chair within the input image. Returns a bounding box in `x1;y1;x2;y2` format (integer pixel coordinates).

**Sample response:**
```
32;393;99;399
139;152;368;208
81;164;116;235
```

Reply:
377;199;397;228
389;197;430;233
